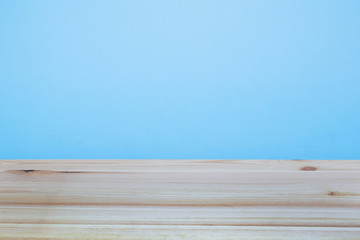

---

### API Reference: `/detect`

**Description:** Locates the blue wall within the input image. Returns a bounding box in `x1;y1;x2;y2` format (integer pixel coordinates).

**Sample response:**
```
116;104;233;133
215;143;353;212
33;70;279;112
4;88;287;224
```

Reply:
1;0;359;159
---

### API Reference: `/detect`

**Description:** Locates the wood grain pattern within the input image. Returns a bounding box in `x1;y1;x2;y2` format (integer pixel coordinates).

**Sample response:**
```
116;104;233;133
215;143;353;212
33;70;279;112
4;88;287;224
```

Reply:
0;160;359;239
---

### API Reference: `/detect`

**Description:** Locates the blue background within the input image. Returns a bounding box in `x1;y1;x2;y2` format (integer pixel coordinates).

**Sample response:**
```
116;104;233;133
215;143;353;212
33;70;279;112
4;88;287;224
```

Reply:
1;0;359;159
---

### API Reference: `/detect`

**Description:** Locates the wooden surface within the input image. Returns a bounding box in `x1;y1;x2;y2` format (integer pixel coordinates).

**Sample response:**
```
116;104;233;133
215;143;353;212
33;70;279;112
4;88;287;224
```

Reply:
0;160;359;239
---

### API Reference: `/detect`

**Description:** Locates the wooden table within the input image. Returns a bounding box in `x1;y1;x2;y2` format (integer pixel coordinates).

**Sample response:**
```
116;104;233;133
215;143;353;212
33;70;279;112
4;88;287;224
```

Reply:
0;160;359;239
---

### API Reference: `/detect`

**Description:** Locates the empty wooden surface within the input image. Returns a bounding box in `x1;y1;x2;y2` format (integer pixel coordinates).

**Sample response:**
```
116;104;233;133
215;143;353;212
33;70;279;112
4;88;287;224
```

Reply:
0;160;359;239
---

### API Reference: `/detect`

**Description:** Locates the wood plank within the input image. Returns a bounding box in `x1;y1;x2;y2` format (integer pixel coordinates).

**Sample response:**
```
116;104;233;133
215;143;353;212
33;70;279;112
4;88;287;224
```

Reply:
1;159;360;172
1;205;360;227
1;224;360;240
0;160;359;239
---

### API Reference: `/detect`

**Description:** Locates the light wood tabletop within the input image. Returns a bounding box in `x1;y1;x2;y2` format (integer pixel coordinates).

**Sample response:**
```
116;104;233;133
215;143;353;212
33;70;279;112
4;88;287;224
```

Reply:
0;160;359;239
